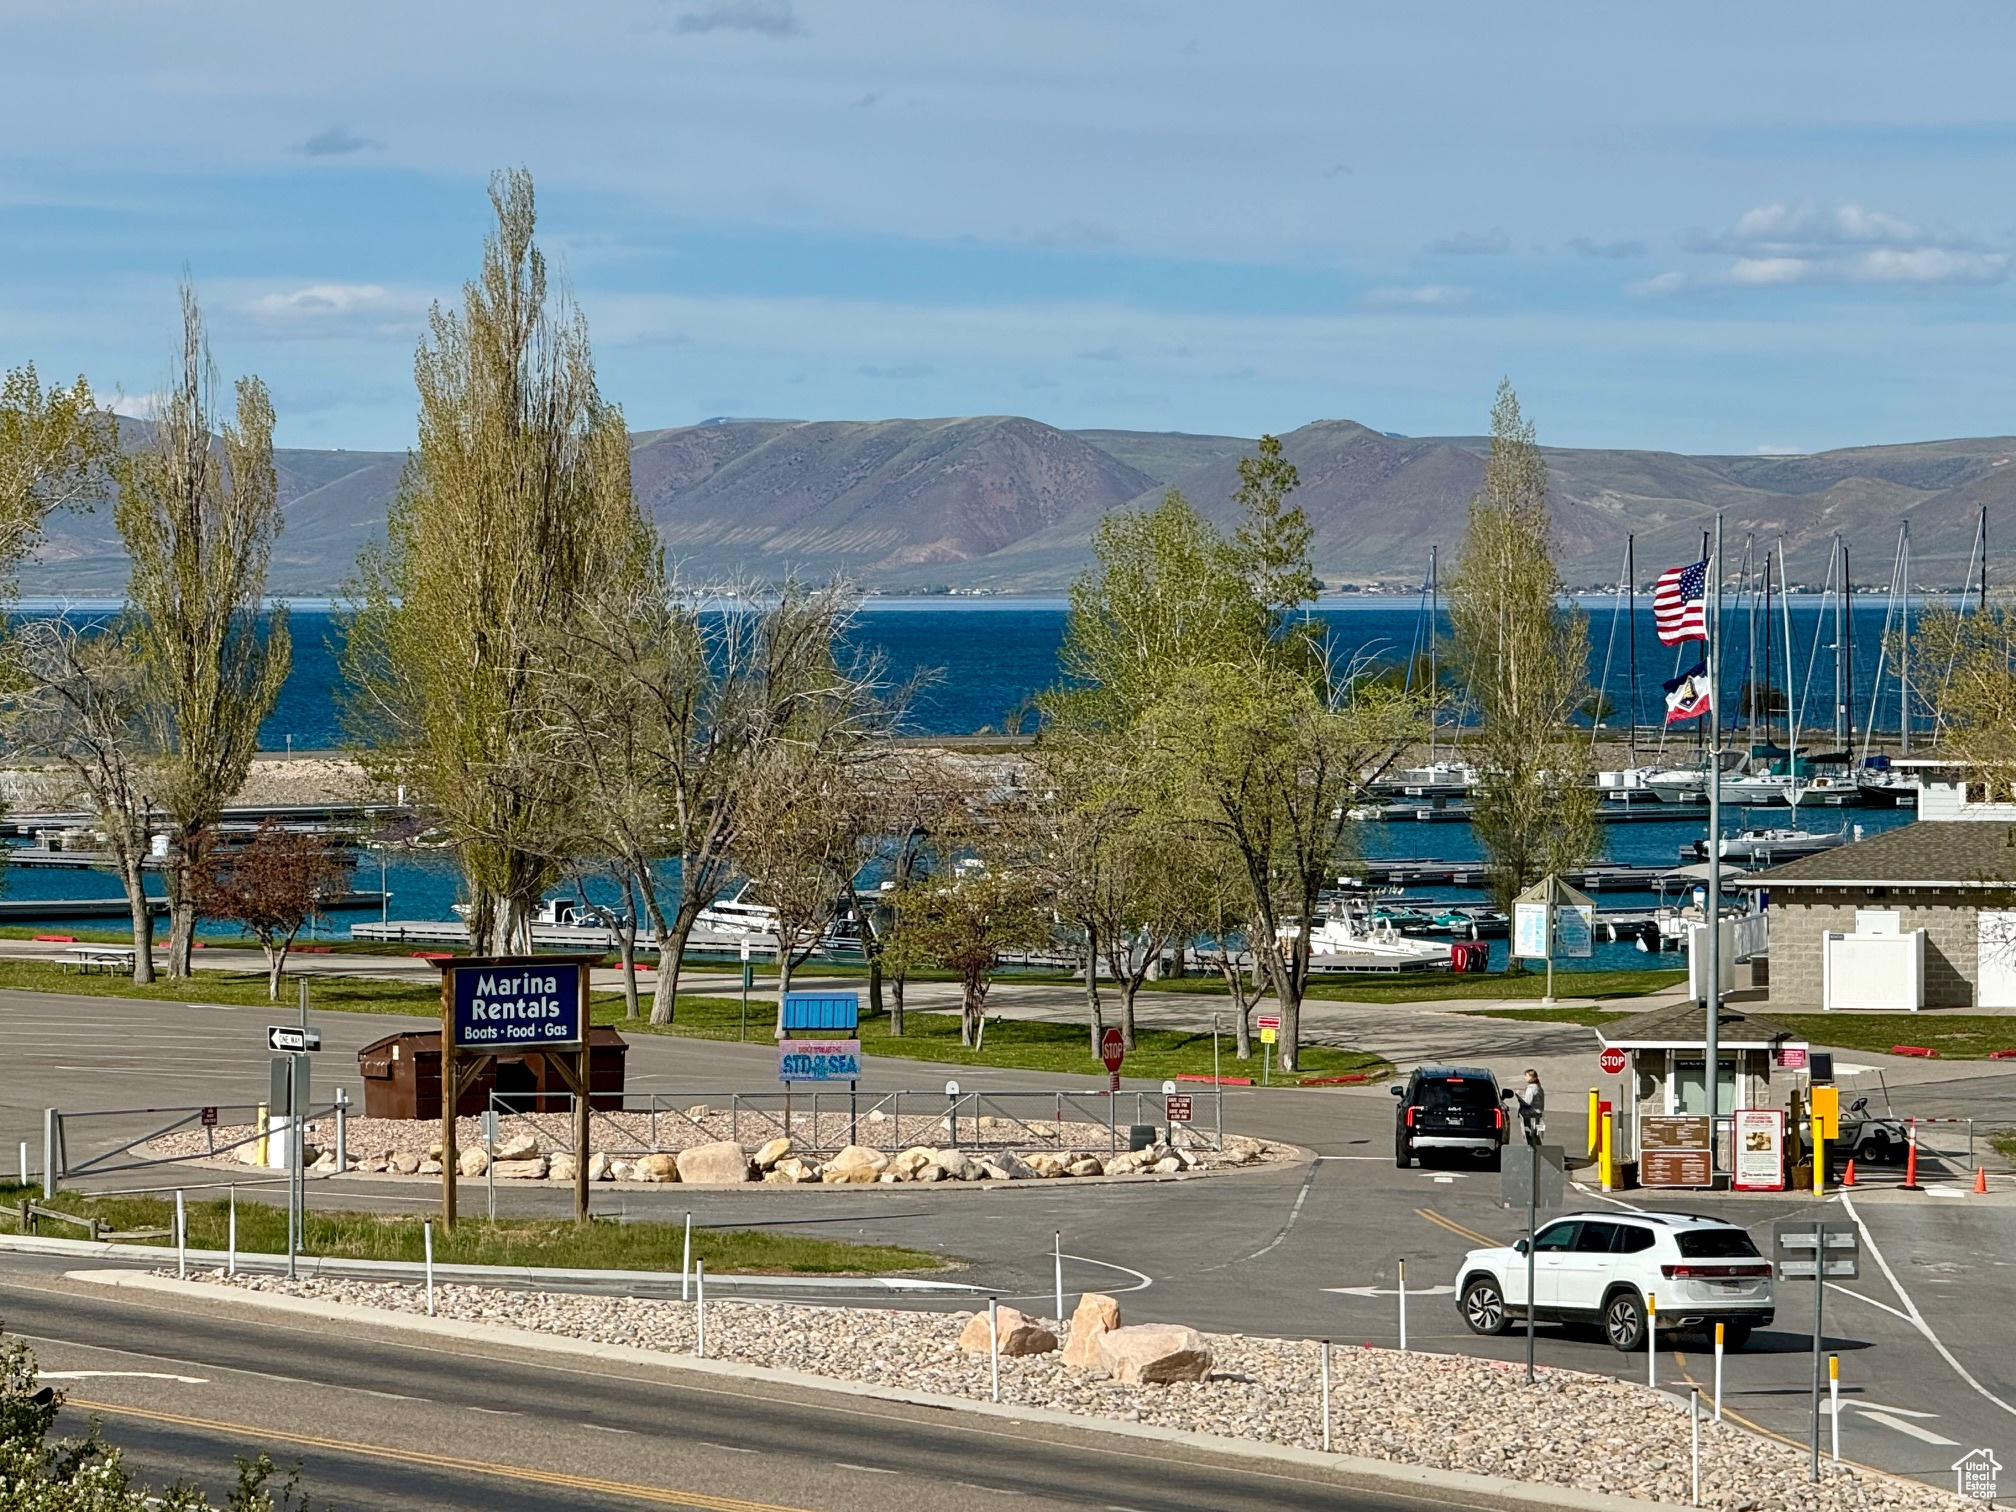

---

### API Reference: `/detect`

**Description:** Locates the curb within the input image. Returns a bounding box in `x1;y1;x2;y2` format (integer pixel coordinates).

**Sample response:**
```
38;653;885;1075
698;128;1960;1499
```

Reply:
0;1235;974;1291
65;1268;1691;1512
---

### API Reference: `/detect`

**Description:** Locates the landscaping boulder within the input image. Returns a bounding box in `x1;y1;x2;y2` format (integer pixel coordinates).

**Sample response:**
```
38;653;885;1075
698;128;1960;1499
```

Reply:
1096;1324;1211;1384
631;1153;678;1183
492;1156;547;1179
494;1134;540;1161
976;1152;1036;1181
585;1151;612;1181
889;1147;934;1180
310;1151;339;1174
416;1156;443;1176
388;1150;423;1175
547;1152;578;1182
957;1306;1057;1357
1061;1292;1123;1369
926;1149;975;1181
609;1159;635;1181
820;1145;890;1184
1022;1151;1067;1178
752;1137;793;1171
235;1140;265;1168
764;1156;819;1184
357;1154;389;1174
676;1141;752;1185
1152;1156;1182;1175
1066;1157;1104;1178
457;1147;489;1178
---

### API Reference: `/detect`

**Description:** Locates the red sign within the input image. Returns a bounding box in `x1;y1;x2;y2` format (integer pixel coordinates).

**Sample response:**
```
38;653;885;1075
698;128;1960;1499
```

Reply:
1775;1046;1808;1070
1256;1014;1281;1031
1598;1046;1628;1076
1166;1096;1193;1124
200;1106;219;1127
1100;1028;1125;1074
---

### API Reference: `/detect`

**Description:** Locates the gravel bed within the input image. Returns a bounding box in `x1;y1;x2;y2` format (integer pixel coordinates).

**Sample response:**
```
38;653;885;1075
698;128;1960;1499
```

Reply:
146;1107;1288;1174
185;1272;1967;1511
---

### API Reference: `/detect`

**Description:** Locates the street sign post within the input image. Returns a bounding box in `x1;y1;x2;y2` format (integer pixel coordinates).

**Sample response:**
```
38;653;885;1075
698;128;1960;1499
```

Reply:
266;1026;322;1053
1100;1028;1125;1073
1256;1014;1280;1082
1774;1219;1861;1483
1598;1046;1628;1076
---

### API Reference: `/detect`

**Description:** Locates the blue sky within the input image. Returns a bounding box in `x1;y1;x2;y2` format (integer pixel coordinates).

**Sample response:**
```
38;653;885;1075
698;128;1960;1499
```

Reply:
7;1;2016;453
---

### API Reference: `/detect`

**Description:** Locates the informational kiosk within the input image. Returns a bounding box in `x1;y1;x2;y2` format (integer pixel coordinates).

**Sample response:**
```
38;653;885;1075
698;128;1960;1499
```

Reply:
436;954;599;1228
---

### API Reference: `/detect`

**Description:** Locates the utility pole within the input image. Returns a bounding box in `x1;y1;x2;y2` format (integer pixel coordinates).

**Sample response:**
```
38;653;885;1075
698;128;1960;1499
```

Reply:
1705;515;1723;1183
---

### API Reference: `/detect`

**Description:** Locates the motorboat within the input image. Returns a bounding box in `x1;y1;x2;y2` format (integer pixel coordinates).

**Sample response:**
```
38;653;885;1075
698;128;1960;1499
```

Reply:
1855;769;1920;808
1283;912;1454;973
1430;905;1508;939
1787;774;1864;807
1644;768;1707;804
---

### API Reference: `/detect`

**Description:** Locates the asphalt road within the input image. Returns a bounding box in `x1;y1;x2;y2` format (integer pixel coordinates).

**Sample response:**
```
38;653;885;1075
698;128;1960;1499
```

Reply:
0;1264;1551;1512
7;986;2016;1500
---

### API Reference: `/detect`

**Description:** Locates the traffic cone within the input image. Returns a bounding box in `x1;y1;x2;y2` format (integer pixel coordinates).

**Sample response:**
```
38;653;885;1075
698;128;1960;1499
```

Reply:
1843;1158;1857;1187
1976;1166;1989;1194
1902;1134;1922;1192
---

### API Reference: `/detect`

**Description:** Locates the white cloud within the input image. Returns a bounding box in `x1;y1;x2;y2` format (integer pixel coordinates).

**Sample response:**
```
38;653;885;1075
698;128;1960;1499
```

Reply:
106;390;167;418
239;283;427;338
1640;202;2011;294
1360;284;1473;310
1426;229;1508;256
672;0;801;36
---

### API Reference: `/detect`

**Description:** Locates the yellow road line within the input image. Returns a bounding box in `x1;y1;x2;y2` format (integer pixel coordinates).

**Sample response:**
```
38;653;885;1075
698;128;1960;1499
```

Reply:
68;1398;812;1512
1414;1208;1499;1247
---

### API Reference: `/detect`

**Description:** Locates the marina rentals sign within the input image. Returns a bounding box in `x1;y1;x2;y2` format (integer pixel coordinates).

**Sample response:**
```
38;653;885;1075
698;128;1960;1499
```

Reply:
446;959;587;1050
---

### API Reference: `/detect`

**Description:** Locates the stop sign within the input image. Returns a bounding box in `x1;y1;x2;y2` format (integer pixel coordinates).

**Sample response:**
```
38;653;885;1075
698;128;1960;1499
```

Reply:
1599;1046;1629;1076
1100;1028;1125;1073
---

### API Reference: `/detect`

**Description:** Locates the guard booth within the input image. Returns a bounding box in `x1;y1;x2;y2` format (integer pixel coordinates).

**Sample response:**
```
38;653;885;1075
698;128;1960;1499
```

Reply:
359;1028;628;1120
1596;1002;1808;1188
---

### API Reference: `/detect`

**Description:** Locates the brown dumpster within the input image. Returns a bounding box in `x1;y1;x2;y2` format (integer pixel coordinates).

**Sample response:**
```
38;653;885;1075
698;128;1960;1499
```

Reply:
358;1028;627;1119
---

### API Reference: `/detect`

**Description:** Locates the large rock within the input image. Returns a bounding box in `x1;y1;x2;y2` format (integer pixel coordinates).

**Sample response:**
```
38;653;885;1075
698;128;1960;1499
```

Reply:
676;1141;752;1185
1066;1156;1104;1178
1096;1324;1211;1384
1023;1151;1068;1178
1061;1292;1123;1368
632;1153;678;1183
388;1150;423;1175
927;1149;976;1182
820;1145;890;1185
764;1156;820;1184
310;1151;339;1174
585;1150;612;1182
417;1156;444;1176
492;1156;547;1179
957;1306;1058;1357
753;1136;793;1171
889;1147;935;1179
975;1152;1036;1181
457;1147;490;1178
547;1152;578;1182
494;1133;539;1161
609;1159;636;1181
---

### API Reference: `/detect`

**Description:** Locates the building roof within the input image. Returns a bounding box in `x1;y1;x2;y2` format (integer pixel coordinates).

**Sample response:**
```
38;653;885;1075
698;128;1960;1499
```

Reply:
1600;1000;1805;1050
1744;821;2016;889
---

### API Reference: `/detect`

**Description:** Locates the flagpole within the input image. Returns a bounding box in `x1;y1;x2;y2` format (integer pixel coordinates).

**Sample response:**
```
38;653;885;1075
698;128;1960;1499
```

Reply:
1705;514;1723;1185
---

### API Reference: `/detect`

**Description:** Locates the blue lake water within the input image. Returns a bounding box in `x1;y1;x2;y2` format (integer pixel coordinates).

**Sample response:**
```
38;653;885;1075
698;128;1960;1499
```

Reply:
10;595;1935;967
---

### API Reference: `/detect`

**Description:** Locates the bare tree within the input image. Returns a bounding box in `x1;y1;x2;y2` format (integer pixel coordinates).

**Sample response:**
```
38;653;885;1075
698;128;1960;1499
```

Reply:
114;283;290;977
345;168;651;955
187;820;353;998
2;617;162;980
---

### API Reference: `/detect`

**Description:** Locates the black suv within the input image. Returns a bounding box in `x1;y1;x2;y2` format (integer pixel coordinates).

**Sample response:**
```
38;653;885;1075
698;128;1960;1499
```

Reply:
1393;1066;1507;1169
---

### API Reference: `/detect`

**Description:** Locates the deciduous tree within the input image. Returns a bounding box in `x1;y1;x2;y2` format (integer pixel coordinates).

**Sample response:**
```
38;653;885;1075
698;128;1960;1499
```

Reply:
188;820;353;998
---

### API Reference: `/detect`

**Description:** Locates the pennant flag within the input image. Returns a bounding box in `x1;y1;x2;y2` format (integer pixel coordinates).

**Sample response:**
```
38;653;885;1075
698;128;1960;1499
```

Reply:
1664;660;1712;724
1653;557;1708;644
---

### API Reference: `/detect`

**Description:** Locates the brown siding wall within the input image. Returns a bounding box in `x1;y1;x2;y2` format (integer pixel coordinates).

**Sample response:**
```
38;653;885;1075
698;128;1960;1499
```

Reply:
1764;890;1979;1007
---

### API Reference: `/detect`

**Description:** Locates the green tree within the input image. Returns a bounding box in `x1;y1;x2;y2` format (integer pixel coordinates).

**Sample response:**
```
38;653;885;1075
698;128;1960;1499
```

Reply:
1445;380;1598;909
886;862;1054;1046
115;283;291;977
346;168;651;954
1231;433;1322;611
0;364;112;591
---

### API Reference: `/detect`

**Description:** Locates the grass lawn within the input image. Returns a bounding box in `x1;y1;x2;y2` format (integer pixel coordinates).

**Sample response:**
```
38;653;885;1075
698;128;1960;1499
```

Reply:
0;1182;947;1274
1146;968;1686;1005
1464;1003;2016;1061
0;958;444;1013
595;993;1391;1085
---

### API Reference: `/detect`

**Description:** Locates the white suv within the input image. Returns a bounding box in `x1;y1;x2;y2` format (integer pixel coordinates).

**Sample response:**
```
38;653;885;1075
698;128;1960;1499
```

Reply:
1454;1210;1773;1352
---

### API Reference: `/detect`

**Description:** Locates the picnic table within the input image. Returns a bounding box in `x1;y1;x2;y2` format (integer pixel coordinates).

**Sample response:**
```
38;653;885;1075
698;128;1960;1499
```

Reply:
61;945;137;974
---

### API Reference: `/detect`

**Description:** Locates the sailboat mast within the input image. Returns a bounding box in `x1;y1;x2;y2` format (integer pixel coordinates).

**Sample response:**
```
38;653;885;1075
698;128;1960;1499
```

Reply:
1627;535;1639;766
1762;550;1774;755
1428;546;1439;763
1900;522;1911;753
1832;536;1846;750
1843;541;1854;754
1779;539;1796;776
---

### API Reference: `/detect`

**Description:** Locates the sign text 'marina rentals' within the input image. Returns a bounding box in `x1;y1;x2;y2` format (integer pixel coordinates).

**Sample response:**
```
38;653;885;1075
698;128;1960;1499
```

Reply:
448;962;584;1050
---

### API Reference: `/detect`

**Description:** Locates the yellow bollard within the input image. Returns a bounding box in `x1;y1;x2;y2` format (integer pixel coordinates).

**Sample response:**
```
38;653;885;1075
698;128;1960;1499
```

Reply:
1599;1106;1615;1191
1813;1116;1826;1196
255;1103;269;1166
1587;1087;1601;1160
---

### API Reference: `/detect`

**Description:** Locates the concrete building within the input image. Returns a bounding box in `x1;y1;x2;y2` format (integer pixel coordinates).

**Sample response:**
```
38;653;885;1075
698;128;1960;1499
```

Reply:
1748;788;2016;1008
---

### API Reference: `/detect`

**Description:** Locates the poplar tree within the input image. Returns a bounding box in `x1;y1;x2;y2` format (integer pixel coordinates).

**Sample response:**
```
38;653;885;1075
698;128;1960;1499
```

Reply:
116;284;291;976
1446;380;1598;909
348;168;651;954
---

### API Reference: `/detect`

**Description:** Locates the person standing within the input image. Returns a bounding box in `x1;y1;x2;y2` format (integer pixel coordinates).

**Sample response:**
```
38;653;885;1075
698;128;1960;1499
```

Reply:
1518;1069;1545;1138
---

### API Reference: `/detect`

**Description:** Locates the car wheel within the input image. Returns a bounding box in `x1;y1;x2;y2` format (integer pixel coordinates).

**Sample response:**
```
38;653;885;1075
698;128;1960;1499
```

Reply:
1858;1133;1889;1166
1395;1134;1413;1169
1461;1276;1509;1336
1721;1321;1753;1351
1603;1289;1647;1352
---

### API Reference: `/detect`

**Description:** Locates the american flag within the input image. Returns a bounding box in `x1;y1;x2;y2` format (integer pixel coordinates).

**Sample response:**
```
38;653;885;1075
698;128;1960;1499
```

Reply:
1653;558;1708;644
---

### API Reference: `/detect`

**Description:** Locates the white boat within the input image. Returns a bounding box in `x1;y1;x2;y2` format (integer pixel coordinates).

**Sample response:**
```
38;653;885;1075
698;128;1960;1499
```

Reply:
1644;768;1707;803
1692;825;1858;864
1787;774;1864;807
1282;912;1454;973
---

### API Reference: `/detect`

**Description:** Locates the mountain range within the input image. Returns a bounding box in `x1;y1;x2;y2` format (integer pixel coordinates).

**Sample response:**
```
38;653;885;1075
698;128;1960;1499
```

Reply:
24;416;2014;596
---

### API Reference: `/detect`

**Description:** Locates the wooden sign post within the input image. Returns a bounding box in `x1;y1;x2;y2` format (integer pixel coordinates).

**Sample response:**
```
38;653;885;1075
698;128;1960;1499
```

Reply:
438;954;599;1229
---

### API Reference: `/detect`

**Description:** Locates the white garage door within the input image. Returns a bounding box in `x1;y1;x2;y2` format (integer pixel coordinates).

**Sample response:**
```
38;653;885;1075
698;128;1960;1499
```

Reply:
1978;911;2016;1008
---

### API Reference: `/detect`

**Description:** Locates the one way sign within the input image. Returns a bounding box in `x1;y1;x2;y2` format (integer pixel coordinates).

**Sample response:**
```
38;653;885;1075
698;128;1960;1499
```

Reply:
267;1026;322;1053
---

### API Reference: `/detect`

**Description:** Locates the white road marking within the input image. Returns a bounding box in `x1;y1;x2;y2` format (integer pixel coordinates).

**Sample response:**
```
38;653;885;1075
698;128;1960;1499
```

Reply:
1325;1284;1457;1298
1238;1164;1319;1263
833;1463;897;1474
581;1423;633;1435
700;1443;757;1454
39;1371;208;1384
953;1484;1017;1496
1842;1193;2016;1420
467;1407;518;1416
1859;1409;1959;1445
1826;1282;1914;1322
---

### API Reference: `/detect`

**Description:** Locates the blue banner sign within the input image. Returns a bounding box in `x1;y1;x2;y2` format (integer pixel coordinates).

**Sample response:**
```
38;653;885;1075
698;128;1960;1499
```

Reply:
447;961;584;1050
778;1038;862;1082
781;991;860;1034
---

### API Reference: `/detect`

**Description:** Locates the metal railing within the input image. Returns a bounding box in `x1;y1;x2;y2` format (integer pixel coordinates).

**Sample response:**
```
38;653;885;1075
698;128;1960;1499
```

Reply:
44;1094;351;1195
